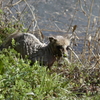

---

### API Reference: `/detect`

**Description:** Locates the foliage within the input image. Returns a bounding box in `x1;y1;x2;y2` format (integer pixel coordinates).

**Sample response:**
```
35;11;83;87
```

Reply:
0;48;99;100
0;48;74;99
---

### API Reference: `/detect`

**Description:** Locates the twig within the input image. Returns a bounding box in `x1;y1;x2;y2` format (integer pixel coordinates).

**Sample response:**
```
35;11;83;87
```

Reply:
53;22;62;31
79;0;87;16
82;0;94;64
0;0;4;9
7;0;22;7
4;7;18;21
24;0;38;31
69;47;85;68
66;1;79;33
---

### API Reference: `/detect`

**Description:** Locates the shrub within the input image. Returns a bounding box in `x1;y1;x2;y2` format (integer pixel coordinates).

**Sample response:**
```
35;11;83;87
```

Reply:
0;48;75;100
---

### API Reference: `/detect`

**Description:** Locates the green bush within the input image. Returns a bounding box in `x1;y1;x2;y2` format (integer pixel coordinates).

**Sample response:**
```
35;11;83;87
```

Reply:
0;48;73;100
0;48;100;100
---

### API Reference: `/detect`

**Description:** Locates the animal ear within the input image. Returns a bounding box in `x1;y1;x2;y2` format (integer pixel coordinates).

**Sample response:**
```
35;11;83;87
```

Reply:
49;36;57;43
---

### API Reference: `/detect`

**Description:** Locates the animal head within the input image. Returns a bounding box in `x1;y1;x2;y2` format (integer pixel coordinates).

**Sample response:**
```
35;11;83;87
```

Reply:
49;35;71;58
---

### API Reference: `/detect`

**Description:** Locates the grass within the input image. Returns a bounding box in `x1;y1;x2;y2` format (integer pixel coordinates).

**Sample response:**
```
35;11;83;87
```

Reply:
0;48;99;100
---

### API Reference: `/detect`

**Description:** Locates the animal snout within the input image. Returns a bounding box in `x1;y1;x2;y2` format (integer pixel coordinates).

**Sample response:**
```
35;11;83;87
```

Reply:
62;49;68;57
62;46;71;57
62;51;68;57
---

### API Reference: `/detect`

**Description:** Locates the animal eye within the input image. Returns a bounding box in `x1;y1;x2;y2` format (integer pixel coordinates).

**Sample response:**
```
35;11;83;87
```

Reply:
56;45;62;49
66;46;70;50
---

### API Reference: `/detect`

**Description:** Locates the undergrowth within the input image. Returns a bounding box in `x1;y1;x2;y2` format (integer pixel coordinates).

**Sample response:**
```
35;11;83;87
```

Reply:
0;46;99;100
0;44;100;100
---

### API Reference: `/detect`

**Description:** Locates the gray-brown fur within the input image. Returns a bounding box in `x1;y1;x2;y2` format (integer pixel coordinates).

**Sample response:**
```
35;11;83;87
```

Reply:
1;33;70;68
